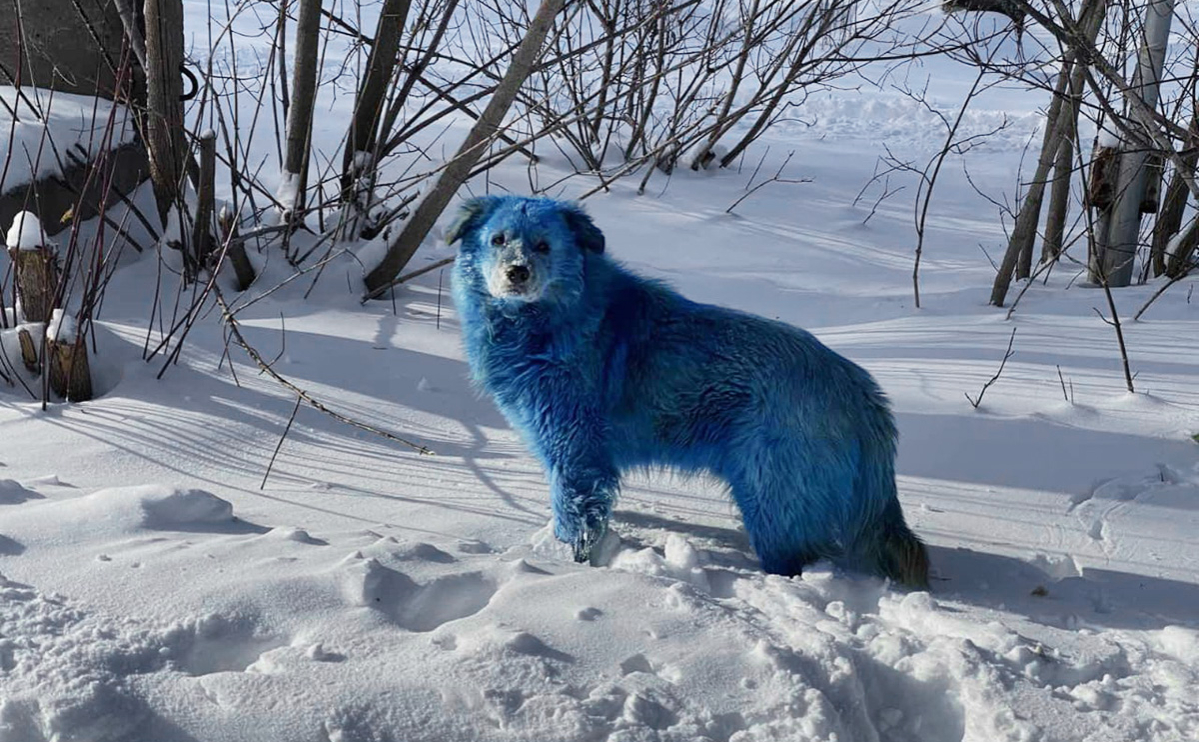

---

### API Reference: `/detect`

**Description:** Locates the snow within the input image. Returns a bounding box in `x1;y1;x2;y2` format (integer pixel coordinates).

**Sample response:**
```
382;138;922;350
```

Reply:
46;308;77;343
4;211;49;250
1097;122;1121;148
276;170;302;213
0;88;136;191
2;7;1199;742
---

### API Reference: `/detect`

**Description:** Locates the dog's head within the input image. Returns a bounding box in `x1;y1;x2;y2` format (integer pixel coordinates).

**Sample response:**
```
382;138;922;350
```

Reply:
447;196;604;305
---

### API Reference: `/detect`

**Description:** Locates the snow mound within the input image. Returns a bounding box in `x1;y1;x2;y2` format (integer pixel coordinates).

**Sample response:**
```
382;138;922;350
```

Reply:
105;485;235;528
5;211;49;250
5;485;236;538
0;573;155;742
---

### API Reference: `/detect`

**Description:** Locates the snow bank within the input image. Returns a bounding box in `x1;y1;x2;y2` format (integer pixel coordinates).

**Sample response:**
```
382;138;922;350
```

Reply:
0;88;136;189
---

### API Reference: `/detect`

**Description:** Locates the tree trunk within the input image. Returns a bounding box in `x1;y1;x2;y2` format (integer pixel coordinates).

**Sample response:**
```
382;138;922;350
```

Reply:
362;0;566;298
989;75;1071;305
339;0;411;224
990;0;1105;305
1093;0;1175;287
281;0;322;220
1164;213;1199;277
143;0;188;229
1041;2;1102;264
1150;113;1199;276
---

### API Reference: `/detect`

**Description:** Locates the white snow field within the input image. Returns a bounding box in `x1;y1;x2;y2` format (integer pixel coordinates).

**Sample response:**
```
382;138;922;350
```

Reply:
3;10;1199;742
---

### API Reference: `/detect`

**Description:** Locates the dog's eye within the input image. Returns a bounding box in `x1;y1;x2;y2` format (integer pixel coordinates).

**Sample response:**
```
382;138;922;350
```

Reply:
491;233;506;246
533;241;550;254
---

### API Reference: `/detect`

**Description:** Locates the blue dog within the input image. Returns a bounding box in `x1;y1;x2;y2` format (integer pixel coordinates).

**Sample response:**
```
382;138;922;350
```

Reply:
450;196;929;587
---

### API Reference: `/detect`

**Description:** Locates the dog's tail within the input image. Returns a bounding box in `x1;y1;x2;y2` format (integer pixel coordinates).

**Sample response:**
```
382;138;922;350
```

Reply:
855;401;930;590
878;516;930;590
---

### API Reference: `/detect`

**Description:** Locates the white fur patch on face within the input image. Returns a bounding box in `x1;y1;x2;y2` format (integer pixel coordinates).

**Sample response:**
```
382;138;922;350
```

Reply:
486;260;544;301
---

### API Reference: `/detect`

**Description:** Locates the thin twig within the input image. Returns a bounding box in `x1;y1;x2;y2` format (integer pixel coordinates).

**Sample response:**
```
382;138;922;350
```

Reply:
965;327;1017;409
261;392;303;489
1133;268;1194;321
725;151;810;214
1094;276;1136;393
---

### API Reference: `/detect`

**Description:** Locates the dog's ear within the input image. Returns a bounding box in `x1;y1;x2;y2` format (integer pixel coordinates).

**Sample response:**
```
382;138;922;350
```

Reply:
559;202;605;254
445;196;500;245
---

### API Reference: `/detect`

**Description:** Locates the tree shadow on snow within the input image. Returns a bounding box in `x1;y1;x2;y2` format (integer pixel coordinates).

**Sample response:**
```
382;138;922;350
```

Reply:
929;544;1199;631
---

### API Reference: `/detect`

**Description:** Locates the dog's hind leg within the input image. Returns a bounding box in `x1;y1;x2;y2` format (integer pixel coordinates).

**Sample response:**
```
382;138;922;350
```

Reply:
726;467;839;579
723;432;862;578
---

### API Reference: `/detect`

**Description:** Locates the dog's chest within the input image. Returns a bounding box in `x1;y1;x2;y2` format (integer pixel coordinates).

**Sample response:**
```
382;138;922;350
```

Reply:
471;318;606;418
473;318;580;381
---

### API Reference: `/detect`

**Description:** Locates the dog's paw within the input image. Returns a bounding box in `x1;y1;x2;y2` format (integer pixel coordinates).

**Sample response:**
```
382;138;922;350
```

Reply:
586;526;623;567
572;521;608;564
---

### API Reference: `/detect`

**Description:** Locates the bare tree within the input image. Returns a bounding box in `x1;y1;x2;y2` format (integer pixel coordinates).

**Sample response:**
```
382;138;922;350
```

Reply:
987;0;1104;306
338;0;413;239
362;0;567;299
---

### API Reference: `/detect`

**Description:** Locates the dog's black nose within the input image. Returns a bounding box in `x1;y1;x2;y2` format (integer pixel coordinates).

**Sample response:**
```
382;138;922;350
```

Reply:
506;265;530;284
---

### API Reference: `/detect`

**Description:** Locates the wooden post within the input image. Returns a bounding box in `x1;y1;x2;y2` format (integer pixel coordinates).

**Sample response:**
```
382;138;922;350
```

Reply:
17;327;39;373
46;310;93;402
191;131;217;269
218;207;256;291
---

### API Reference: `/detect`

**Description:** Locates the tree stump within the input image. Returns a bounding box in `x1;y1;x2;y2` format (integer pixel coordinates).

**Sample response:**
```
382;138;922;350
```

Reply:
11;247;60;323
48;337;94;402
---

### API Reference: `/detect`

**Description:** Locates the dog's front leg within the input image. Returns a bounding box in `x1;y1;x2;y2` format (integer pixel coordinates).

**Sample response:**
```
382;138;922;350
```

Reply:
541;434;618;564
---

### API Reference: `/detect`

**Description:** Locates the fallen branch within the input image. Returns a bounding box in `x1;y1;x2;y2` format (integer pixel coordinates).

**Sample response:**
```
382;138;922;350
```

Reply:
261;393;303;489
214;286;432;455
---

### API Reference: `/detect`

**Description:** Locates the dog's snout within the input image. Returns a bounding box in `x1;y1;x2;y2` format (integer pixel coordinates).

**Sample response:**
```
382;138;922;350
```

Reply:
506;265;530;284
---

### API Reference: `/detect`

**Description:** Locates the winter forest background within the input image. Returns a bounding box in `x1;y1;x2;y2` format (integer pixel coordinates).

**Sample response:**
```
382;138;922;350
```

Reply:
1;1;1198;740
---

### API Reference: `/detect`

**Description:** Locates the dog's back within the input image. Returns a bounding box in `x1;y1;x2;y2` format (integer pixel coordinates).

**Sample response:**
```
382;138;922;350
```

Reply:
451;196;929;588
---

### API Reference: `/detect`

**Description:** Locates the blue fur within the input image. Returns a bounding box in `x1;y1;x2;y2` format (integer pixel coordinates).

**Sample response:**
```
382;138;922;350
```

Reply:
450;195;926;583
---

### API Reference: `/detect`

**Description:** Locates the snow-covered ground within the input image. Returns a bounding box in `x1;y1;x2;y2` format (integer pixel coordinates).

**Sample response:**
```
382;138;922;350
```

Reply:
3;9;1199;742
